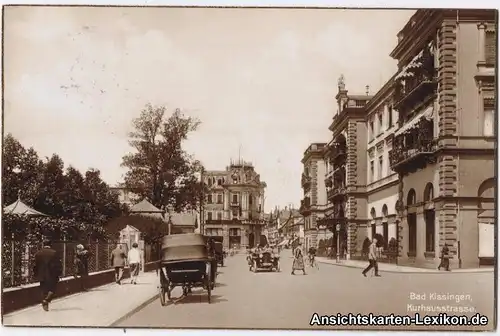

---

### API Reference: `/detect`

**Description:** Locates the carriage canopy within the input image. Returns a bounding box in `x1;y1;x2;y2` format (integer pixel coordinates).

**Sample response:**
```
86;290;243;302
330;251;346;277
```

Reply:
161;233;208;262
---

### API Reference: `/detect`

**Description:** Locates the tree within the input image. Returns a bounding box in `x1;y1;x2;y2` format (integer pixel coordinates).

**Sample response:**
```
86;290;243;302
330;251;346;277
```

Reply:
121;104;206;212
2;134;45;205
2;134;125;229
33;154;66;216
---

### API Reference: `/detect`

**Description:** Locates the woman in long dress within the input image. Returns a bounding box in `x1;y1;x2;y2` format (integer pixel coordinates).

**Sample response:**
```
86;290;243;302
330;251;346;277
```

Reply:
292;246;306;275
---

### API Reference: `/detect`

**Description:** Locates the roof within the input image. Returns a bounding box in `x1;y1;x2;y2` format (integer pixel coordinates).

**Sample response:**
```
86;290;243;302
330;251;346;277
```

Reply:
130;199;163;213
4;199;48;216
169;211;198;227
121;224;140;232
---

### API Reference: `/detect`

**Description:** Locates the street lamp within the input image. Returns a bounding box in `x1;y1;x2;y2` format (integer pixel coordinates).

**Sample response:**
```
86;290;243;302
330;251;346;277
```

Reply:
336;223;341;263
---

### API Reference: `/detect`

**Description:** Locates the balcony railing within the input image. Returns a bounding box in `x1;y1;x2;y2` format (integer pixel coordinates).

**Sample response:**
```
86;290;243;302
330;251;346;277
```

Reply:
394;71;437;112
230;201;240;207
327;185;347;200
389;119;438;173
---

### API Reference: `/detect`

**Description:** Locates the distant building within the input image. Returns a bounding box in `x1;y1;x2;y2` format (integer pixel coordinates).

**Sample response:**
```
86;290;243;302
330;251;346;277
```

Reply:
300;143;328;252
202;159;267;249
119;225;141;250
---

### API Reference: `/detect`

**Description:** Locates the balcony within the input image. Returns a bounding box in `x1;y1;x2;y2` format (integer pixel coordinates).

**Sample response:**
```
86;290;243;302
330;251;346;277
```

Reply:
325;175;333;188
389;119;438;173
301;173;311;190
230;201;240;207
394;69;437;113
299;197;311;216
327;185;347;201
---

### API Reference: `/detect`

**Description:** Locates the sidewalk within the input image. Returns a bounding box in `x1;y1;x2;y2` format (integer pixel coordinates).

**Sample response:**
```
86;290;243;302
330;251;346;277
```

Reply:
3;271;159;327
316;257;494;274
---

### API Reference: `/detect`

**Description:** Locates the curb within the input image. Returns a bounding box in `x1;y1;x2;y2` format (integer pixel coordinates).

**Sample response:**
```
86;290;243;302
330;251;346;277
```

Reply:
109;290;159;327
317;260;494;274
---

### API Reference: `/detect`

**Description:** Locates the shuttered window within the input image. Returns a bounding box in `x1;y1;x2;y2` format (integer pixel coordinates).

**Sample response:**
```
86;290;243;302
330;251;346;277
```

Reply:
485;31;496;65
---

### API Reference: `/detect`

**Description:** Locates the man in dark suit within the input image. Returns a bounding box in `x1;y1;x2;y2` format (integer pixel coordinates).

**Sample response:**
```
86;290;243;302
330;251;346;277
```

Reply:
33;240;62;311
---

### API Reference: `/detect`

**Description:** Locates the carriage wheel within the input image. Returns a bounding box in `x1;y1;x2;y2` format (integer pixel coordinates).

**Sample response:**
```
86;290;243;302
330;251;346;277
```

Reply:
252;260;258;273
159;287;166;306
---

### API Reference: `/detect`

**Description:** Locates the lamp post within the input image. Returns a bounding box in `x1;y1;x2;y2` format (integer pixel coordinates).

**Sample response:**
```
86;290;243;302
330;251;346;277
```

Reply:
336;223;341;263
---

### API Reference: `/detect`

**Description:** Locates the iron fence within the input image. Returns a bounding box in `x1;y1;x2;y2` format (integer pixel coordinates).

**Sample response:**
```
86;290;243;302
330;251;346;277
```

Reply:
1;240;157;288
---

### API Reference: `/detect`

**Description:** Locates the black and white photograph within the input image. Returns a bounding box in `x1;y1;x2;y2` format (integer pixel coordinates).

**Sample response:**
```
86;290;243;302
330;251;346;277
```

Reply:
1;4;497;332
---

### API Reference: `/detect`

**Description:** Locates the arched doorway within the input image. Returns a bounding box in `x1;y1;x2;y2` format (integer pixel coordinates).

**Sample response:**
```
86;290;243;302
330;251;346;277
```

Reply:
407;189;417;257
478;178;495;265
423;183;435;256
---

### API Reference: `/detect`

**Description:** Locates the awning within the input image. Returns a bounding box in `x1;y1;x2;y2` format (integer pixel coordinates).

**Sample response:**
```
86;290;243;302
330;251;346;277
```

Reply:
394;50;424;80
394;105;434;136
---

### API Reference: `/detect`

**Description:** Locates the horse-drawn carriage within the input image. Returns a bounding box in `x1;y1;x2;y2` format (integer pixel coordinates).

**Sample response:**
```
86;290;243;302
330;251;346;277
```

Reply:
157;233;216;305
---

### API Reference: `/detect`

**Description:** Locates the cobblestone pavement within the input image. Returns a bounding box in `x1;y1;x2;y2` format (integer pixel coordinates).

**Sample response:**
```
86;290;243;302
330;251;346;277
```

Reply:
116;250;495;331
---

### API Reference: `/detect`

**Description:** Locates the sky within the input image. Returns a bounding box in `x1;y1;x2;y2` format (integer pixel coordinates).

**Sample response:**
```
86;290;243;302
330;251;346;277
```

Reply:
4;6;414;212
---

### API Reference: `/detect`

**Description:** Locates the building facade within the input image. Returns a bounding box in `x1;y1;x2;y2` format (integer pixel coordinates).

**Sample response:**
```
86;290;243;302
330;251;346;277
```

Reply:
309;9;496;269
300;143;328;252
364;76;400;253
389;9;496;268
202;159;267;250
319;77;372;259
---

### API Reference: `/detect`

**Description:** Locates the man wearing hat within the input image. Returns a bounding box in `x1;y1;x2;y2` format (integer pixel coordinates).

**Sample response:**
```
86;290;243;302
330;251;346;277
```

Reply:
33;240;62;311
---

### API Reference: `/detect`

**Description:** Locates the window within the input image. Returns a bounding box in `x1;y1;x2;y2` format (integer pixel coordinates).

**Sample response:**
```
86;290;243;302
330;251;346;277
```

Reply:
388;106;393;127
217;212;223;220
217;179;222;186
229;228;239;236
369;120;374;140
232;208;238;218
217;194;223;204
232;194;238;204
378;113;383;134
484;100;495;136
370;161;374;183
249;195;253;206
207;194;213;204
378;156;384;179
207;178;213;187
485;30;496;65
207;212;212;221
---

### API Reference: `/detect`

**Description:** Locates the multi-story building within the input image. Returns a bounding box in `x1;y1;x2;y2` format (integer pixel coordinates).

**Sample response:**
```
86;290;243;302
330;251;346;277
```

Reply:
313;9;496;269
202;159;267;249
388;9;496;268
320;76;372;259
300;143;328;252
364;76;400;251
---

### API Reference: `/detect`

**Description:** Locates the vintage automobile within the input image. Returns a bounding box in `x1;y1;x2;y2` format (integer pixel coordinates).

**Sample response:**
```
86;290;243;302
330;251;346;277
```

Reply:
249;248;280;272
157;233;216;305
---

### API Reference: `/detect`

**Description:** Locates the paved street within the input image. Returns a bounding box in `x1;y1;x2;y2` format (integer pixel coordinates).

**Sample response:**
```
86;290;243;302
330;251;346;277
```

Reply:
117;250;495;331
